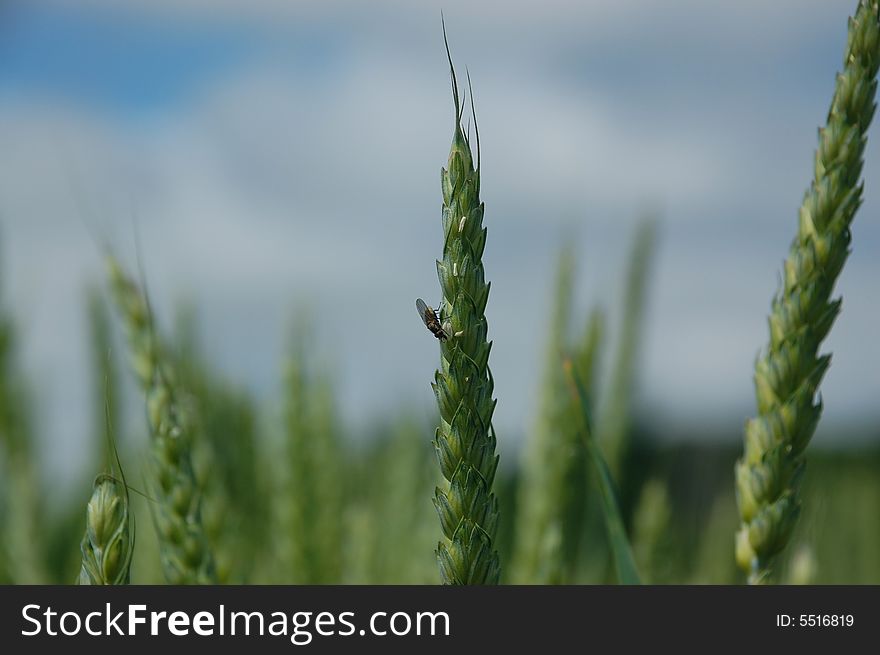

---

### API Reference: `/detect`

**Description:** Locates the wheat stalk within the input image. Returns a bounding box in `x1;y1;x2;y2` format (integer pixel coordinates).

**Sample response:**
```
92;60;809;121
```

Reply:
735;0;880;583
512;246;603;583
563;358;640;584
280;327;344;584
106;256;216;584
430;32;501;585
510;246;574;583
595;218;656;478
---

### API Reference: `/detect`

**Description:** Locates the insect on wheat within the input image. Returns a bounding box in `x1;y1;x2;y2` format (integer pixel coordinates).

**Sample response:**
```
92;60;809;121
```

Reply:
416;298;450;342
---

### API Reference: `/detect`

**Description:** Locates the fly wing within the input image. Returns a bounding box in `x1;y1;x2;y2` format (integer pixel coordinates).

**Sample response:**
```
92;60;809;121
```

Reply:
415;298;431;325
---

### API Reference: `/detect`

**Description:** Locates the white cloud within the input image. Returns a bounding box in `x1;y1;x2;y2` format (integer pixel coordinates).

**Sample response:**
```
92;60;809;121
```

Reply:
40;0;842;37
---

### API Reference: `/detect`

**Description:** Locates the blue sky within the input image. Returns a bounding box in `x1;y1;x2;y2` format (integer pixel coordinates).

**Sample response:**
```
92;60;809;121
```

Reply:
0;4;256;113
1;0;878;487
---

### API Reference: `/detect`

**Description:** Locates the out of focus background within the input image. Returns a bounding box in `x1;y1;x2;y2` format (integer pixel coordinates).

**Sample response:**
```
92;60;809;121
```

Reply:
0;0;878;584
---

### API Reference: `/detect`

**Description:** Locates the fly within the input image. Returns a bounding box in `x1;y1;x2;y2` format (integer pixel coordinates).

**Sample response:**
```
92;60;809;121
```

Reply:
416;298;449;342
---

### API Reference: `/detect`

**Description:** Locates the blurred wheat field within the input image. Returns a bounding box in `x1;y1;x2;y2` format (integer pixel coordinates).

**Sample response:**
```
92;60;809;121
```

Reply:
1;222;878;585
1;1;880;586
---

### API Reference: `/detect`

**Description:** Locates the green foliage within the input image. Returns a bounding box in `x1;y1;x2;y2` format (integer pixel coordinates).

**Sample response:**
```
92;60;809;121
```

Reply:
596;218;657;479
343;419;438;584
561;309;603;577
631;478;673;584
564;358;641;585
0;267;47;584
688;490;740;584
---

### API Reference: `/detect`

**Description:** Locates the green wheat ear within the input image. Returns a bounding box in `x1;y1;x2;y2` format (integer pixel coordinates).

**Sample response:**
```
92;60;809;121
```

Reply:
106;255;216;584
430;26;501;585
735;0;880;584
79;383;135;586
78;473;134;585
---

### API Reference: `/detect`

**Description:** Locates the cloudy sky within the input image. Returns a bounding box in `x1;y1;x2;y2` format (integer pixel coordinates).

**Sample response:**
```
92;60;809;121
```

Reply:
1;0;877;486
